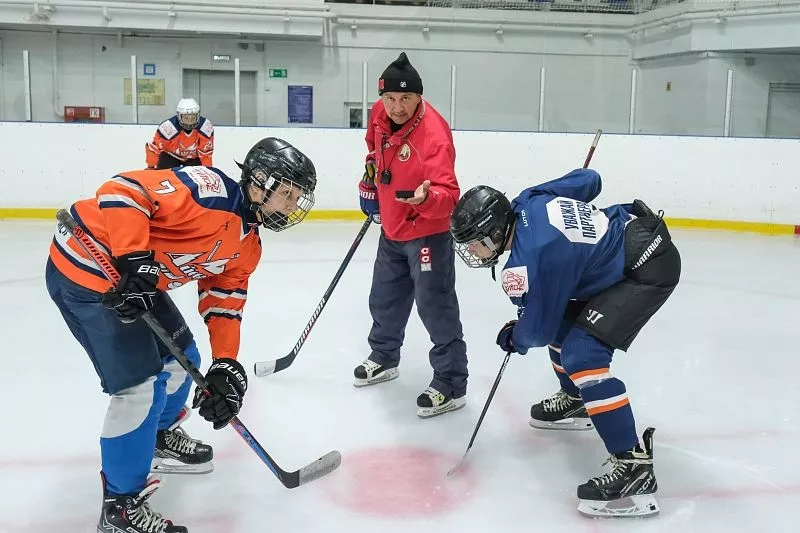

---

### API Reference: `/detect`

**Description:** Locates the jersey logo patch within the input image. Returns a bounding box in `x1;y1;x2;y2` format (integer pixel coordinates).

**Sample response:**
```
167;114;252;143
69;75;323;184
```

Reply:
161;241;240;288
158;119;179;140
501;266;528;298
398;143;411;162
199;118;214;137
545;197;609;244
185;167;227;199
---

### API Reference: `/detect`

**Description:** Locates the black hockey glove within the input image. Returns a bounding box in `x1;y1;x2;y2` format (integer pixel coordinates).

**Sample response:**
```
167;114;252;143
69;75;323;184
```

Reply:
102;250;161;323
496;320;518;354
192;358;248;430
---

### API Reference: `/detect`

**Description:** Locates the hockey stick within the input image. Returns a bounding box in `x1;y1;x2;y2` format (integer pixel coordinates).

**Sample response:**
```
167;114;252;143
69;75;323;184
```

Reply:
446;350;511;477
55;209;341;489
447;129;603;477
253;216;373;377
583;129;603;168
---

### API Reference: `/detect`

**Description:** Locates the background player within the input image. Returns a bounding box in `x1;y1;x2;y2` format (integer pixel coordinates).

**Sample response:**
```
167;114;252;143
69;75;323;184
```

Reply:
46;138;317;532
145;98;214;170
449;168;681;517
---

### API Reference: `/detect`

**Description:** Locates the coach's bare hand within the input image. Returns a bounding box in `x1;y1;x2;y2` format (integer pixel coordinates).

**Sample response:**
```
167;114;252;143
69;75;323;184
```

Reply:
397;180;430;205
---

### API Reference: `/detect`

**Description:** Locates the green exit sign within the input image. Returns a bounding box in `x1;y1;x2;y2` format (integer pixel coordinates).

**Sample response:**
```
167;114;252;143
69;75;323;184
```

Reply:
269;69;288;78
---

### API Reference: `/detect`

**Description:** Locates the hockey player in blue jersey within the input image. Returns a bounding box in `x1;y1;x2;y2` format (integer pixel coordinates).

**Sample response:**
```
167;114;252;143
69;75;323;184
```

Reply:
449;167;680;518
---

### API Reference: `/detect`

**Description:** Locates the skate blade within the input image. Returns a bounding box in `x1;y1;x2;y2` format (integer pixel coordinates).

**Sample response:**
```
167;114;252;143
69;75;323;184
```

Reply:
577;494;660;518
417;397;466;419
151;459;214;475
529;417;594;431
353;368;399;388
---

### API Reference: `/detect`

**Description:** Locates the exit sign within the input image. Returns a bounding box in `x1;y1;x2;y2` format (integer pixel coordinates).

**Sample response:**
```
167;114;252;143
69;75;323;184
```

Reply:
269;69;288;78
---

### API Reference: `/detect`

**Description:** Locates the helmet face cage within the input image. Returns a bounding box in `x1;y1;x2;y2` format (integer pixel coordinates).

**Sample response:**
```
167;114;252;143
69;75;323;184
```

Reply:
178;112;199;131
176;99;200;130
453;227;506;269
450;186;514;269
244;159;315;232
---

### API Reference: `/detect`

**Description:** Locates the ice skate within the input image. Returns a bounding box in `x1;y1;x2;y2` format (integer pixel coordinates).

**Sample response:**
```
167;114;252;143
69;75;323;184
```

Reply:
416;386;466;419
529;389;594;430
353;359;399;387
98;474;188;533
151;406;213;475
576;427;659;518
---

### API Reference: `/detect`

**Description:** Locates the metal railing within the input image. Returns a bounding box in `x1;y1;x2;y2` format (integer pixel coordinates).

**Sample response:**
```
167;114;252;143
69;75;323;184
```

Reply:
326;0;800;15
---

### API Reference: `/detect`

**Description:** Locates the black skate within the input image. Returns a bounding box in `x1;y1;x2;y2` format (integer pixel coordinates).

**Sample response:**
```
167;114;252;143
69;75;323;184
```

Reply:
530;389;593;430
353;359;399;387
98;475;187;533
416;386;466;419
152;406;213;475
577;427;659;518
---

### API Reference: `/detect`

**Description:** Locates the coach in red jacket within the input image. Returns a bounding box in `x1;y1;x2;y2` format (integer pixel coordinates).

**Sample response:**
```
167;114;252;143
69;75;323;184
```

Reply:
355;52;468;419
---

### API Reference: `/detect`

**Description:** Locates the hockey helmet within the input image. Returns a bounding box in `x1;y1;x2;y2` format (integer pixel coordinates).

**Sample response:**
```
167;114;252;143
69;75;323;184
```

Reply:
176;98;200;131
450;185;515;268
237;137;317;232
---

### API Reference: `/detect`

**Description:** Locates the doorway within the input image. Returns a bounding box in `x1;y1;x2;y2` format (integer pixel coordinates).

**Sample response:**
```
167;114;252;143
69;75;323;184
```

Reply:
183;69;258;126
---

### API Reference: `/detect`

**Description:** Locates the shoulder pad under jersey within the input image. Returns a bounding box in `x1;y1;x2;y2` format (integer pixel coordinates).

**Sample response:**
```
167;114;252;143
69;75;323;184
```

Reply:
198;117;214;138
157;117;180;140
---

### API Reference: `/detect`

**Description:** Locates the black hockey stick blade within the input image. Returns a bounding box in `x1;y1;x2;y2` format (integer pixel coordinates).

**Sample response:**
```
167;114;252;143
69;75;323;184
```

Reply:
56;208;342;489
253;216;373;378
447;351;512;478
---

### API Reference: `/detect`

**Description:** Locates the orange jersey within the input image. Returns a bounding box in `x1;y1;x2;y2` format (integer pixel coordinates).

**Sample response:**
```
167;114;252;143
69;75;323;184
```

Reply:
49;166;262;360
145;115;214;168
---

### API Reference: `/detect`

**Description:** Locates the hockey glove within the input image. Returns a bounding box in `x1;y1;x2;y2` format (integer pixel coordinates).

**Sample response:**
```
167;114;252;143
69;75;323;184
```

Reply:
359;161;381;224
102;250;161;323
496;320;518;354
192;358;247;430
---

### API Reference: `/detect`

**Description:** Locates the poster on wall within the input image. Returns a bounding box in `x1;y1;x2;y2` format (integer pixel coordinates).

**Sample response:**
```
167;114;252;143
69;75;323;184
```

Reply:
123;78;166;106
288;85;313;124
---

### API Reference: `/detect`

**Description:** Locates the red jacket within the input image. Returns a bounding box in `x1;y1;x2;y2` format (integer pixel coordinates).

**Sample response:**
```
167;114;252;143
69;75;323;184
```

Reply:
365;98;460;241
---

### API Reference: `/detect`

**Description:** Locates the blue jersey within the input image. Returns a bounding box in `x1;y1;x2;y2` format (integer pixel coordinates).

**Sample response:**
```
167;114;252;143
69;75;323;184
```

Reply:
500;168;634;354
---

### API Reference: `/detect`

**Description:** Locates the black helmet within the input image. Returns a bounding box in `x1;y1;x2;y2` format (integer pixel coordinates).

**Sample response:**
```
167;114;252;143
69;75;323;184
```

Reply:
238;137;317;231
450;185;515;268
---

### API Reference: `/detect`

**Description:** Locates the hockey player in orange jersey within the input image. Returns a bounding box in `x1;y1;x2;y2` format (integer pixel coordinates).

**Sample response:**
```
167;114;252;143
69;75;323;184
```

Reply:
145;98;214;169
46;138;317;533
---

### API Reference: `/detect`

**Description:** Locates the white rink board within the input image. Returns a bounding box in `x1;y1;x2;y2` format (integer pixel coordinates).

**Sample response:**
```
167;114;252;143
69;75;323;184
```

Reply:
0;122;798;224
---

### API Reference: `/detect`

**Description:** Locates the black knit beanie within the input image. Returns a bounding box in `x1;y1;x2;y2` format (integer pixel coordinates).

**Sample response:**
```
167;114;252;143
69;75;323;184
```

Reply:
378;52;423;95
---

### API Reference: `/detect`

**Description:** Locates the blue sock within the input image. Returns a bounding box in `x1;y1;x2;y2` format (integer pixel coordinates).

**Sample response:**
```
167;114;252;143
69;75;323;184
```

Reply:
158;340;201;430
548;344;581;397
580;377;638;455
101;371;168;495
561;326;637;455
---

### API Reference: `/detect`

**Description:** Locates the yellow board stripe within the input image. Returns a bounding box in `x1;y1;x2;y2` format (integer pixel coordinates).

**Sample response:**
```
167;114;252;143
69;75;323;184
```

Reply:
664;217;798;236
0;208;797;235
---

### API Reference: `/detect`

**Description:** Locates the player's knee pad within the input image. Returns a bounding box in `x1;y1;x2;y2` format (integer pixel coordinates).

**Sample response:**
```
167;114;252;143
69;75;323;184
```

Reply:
560;326;614;388
103;376;166;438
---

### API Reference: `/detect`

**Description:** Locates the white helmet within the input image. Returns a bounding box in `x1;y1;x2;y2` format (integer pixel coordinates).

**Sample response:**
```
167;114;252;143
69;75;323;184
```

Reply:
176;98;200;130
